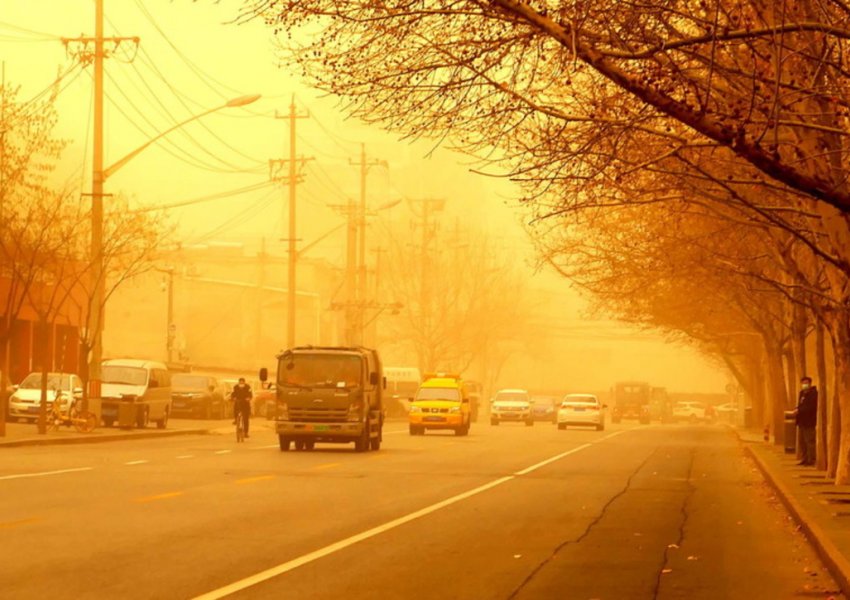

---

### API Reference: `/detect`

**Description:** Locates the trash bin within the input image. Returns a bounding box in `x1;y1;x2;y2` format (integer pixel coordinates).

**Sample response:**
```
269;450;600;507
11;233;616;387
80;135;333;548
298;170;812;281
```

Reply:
743;407;753;428
783;410;797;453
118;401;136;429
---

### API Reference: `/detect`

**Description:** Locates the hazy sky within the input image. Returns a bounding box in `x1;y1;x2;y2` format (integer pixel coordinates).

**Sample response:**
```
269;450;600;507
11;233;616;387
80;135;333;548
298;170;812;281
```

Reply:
1;1;728;393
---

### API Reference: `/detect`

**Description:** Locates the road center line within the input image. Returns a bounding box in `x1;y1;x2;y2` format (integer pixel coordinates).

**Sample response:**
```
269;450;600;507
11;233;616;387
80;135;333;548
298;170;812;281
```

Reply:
176;455;195;459
236;475;276;485
125;460;148;466
0;467;93;481
513;443;592;476
0;517;42;529
215;450;232;455
312;463;340;471
135;491;184;503
192;436;616;600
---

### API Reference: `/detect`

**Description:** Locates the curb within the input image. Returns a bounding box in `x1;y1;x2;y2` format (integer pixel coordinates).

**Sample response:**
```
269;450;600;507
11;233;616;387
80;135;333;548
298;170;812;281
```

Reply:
0;428;211;448
742;440;850;597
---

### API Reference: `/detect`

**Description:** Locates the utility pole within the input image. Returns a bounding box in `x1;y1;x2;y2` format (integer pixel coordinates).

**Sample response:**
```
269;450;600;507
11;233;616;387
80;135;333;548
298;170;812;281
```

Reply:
270;98;311;349
408;198;445;371
349;144;386;346
62;1;139;407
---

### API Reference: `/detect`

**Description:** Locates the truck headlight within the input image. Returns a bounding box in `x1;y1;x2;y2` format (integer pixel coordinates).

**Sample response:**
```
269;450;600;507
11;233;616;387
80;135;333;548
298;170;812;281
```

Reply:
277;402;288;419
409;406;422;413
449;407;460;413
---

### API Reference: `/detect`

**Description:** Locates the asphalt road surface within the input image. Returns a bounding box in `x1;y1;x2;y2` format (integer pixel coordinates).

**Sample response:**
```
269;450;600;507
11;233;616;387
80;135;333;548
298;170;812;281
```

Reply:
0;421;842;599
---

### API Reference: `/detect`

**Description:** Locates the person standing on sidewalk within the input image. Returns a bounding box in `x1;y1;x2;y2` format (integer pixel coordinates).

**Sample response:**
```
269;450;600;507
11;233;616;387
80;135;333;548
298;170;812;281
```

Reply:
795;376;818;466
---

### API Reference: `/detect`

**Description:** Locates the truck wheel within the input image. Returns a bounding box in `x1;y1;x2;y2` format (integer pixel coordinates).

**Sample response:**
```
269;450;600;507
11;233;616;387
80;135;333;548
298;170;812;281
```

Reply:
278;435;291;451
525;419;534;427
104;418;114;428
558;423;566;430
304;440;315;451
294;440;305;451
490;419;499;426
370;436;381;451
355;423;370;452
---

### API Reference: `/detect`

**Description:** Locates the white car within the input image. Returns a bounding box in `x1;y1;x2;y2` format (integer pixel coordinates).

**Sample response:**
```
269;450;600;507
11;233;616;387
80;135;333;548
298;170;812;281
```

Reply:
672;401;706;422
490;389;533;426
557;394;605;431
8;372;83;422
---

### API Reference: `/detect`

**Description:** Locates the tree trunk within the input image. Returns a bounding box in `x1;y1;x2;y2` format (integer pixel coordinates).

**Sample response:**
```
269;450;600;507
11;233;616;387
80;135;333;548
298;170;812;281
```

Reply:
766;344;789;446
831;314;850;484
816;318;829;471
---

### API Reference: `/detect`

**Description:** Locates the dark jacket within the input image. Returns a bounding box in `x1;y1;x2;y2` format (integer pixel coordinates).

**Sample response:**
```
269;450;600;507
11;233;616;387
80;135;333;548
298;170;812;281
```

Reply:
231;383;253;404
796;386;818;428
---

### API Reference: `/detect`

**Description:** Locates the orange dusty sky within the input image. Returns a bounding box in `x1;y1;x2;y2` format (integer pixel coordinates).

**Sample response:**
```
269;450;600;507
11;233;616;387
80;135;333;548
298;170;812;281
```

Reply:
0;1;728;393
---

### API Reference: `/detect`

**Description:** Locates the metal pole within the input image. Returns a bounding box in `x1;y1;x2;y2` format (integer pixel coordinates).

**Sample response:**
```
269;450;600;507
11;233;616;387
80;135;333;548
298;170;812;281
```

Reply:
287;99;297;349
345;194;358;346
166;269;174;363
89;0;105;406
357;143;367;346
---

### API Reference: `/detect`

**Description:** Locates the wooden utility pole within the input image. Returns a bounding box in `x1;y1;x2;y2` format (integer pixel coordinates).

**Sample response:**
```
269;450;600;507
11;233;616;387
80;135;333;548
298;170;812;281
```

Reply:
62;1;138;407
349;144;385;346
270;98;311;349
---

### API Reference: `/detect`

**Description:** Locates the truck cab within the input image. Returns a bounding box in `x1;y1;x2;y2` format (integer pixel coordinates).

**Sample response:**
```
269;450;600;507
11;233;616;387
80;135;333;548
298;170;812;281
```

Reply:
270;346;384;452
408;373;471;436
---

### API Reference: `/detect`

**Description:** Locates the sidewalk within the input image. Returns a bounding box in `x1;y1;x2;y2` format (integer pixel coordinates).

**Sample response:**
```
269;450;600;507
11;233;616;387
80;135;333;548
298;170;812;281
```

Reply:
0;417;220;448
738;427;850;597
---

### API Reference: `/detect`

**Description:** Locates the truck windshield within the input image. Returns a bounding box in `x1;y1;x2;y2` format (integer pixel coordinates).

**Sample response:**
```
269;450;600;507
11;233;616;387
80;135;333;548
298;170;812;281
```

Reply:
279;354;363;389
415;388;460;401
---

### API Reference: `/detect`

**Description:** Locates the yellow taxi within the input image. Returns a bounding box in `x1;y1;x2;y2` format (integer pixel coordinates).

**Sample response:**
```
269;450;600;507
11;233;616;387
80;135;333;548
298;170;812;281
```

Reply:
408;373;471;436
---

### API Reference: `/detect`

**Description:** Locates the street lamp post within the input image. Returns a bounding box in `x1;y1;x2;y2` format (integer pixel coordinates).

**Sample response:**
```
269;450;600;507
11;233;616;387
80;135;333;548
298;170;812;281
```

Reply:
87;94;260;402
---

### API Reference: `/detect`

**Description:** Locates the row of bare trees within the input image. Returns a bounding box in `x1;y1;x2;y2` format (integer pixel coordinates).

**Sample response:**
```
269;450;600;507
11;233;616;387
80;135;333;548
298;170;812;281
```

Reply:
0;82;167;434
244;1;850;481
378;217;539;393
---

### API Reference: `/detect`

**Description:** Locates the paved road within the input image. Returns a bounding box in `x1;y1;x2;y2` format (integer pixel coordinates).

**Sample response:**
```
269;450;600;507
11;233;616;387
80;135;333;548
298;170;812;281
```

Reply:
0;421;842;599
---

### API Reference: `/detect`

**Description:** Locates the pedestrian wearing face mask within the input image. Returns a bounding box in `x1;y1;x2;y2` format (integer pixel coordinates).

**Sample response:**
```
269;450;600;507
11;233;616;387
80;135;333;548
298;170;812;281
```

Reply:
795;376;818;466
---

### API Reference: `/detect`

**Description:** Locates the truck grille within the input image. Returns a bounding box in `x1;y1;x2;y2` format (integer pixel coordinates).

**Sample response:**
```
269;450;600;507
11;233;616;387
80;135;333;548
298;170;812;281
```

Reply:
288;407;349;422
421;407;449;414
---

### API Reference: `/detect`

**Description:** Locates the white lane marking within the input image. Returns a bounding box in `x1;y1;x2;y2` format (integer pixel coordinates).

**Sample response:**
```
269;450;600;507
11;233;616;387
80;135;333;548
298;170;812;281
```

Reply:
0;467;93;481
193;474;516;600
382;429;408;435
214;450;231;455
176;455;195;459
599;430;627;442
513;443;592;476
124;460;148;466
193;431;631;600
252;445;280;450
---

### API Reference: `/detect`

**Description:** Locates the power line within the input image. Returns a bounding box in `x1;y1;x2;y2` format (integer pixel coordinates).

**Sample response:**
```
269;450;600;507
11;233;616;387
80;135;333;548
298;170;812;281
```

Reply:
132;180;275;212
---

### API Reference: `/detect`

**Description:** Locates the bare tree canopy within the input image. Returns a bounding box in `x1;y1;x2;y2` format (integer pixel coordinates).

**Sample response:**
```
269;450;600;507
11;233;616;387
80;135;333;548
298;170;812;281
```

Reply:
244;0;850;212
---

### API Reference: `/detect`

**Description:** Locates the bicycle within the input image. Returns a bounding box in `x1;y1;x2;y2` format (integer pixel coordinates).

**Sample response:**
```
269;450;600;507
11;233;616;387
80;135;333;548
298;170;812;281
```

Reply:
46;391;98;433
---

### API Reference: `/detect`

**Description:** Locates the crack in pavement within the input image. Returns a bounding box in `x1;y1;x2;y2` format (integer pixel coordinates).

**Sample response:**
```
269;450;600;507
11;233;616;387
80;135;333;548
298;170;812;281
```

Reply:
652;447;697;600
506;449;659;600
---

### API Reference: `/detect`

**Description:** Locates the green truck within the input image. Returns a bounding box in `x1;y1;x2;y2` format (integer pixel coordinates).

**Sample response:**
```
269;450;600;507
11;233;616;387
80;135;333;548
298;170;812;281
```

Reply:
264;346;385;452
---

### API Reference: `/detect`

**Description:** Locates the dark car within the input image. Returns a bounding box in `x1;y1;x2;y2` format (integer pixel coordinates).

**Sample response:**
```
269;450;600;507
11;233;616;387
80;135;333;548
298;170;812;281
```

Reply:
531;395;559;423
171;373;227;419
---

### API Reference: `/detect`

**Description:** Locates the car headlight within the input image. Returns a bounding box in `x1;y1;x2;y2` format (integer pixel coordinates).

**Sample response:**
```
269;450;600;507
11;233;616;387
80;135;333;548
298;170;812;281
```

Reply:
409;406;422;413
449;407;460;413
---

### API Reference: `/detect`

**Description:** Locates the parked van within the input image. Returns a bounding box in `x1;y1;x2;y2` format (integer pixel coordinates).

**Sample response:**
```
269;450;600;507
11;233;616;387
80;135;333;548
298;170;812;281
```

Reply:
100;359;172;428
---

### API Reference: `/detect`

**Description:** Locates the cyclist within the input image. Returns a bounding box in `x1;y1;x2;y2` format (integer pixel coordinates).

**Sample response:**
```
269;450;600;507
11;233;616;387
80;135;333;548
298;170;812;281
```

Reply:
230;377;253;438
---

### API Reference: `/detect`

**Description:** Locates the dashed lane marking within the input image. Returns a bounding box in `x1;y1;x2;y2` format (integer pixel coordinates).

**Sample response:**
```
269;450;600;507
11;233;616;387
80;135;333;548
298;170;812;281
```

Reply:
176;455;194;459
0;467;93;481
252;445;280;450
312;463;340;471
236;475;276;485
0;517;42;529
135;491;184;503
125;460;148;466
214;450;232;455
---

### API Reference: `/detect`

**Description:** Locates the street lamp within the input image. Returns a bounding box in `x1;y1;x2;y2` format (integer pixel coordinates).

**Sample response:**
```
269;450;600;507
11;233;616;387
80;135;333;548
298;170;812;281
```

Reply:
87;94;261;401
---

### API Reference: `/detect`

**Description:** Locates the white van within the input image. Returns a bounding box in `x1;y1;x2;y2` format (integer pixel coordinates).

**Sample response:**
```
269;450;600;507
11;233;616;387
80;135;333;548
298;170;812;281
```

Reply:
100;359;172;428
